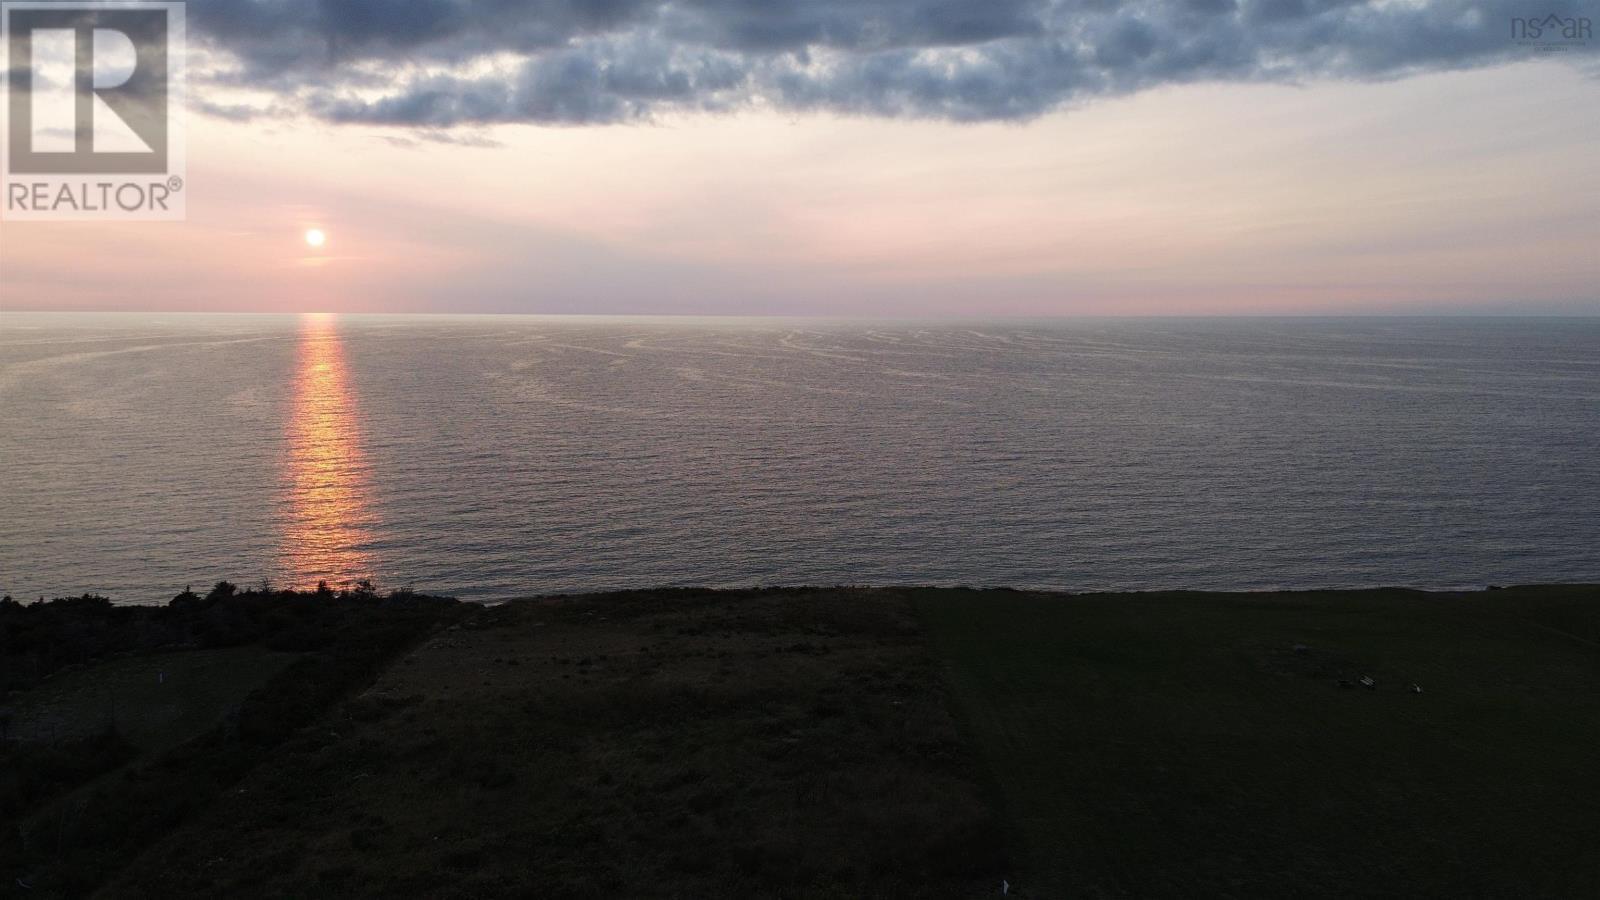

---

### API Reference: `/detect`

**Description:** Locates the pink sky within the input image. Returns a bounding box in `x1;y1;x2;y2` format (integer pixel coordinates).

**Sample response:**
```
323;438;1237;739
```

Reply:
2;59;1596;316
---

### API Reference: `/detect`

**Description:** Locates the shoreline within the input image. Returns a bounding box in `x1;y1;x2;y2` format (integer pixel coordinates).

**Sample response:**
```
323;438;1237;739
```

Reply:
11;581;1600;608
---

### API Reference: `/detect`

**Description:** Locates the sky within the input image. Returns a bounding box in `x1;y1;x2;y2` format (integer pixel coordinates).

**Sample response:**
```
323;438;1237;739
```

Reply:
0;0;1597;316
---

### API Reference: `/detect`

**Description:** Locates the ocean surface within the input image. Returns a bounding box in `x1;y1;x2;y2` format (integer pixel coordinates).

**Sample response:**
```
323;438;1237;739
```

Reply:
1;313;1597;604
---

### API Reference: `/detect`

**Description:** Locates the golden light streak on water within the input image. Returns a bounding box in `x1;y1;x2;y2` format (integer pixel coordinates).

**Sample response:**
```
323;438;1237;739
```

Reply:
278;313;376;588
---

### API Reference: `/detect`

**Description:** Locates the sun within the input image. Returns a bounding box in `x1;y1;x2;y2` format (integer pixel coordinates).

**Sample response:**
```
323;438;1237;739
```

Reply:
303;228;326;248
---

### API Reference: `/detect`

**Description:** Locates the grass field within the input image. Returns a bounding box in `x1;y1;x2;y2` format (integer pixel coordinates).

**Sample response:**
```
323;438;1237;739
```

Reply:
5;585;1596;897
8;647;299;752
103;589;1005;898
0;586;467;897
917;586;1600;898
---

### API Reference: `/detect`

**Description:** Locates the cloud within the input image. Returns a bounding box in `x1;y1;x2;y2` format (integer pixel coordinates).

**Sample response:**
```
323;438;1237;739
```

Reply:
188;1;1598;126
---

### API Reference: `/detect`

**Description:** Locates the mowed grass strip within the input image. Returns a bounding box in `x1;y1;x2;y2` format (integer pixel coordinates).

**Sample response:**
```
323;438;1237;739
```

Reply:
915;586;1600;899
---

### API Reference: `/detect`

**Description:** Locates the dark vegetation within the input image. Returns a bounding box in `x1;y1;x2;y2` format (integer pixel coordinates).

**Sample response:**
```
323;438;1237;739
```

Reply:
97;588;1006;899
918;584;1600;898
3;583;1597;898
0;582;466;897
1;580;436;693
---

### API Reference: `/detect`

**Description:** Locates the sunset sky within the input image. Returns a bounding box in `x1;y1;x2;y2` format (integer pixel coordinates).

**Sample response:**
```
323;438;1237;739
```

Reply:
1;1;1596;316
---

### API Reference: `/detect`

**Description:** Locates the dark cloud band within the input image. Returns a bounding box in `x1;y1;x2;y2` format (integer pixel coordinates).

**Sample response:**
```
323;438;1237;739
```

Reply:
190;1;1598;126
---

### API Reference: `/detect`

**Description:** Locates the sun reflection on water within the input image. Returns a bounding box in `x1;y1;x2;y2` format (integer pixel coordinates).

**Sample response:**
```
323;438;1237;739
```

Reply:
279;313;376;588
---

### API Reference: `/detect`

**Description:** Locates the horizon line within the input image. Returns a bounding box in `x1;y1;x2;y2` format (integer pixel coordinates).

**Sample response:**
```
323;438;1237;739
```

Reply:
3;310;1599;321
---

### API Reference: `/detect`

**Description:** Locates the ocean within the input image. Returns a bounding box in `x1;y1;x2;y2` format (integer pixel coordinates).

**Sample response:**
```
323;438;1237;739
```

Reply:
2;313;1596;603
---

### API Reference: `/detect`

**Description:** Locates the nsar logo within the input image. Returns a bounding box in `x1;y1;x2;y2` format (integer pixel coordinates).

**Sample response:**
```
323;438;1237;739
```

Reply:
1511;13;1592;51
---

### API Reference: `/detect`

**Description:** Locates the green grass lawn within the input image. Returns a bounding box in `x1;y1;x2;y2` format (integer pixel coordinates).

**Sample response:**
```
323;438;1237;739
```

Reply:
915;586;1600;898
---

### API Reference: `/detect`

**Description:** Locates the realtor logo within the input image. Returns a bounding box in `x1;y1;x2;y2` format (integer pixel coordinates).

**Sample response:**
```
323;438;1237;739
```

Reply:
2;1;185;220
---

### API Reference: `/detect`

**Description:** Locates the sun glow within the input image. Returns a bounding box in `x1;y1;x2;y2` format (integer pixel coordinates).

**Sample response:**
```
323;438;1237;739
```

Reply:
303;228;326;248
